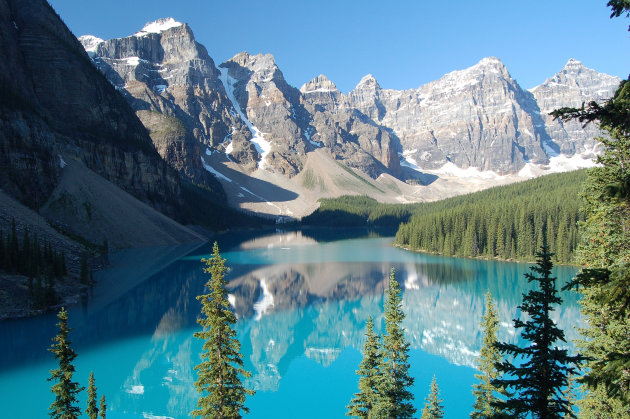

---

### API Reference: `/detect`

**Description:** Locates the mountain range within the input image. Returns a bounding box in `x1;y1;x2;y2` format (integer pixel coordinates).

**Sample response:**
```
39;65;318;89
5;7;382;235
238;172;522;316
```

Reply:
79;17;620;218
0;1;621;316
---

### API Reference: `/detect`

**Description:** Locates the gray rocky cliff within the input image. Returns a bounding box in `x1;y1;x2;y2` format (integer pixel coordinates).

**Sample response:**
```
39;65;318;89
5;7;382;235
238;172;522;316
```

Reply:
219;52;309;176
530;58;620;155
301;74;403;178
81;18;620;188
0;0;183;216
80;18;245;190
338;58;549;173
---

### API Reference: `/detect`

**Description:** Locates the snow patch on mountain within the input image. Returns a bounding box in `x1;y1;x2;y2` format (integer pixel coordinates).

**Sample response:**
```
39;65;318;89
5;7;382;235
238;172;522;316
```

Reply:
134;18;182;37
518;152;598;178
200;154;232;183
218;67;271;169
78;35;104;54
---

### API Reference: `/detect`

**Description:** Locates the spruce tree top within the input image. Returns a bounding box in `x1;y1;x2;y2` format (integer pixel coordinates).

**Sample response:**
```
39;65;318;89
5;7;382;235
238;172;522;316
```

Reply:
48;307;84;419
493;245;583;418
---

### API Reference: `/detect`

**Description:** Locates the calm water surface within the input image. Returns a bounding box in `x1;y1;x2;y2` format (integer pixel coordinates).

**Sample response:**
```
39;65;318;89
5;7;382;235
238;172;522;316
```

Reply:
0;229;581;418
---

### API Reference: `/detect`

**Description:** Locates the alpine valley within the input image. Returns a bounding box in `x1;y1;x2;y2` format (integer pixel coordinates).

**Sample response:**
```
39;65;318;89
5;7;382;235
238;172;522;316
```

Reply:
79;17;619;218
0;0;619;314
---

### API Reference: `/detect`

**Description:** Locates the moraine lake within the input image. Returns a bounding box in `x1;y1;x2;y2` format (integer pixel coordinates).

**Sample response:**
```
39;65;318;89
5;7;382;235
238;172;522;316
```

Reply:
0;228;581;418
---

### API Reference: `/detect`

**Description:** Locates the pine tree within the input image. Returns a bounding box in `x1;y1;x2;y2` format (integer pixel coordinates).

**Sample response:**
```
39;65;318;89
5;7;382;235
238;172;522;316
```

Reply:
493;245;582;418
373;268;415;418
99;395;106;419
552;5;630;410
421;376;444;419
86;371;99;419
48;307;84;419
191;242;253;418
471;292;505;418
347;316;382;418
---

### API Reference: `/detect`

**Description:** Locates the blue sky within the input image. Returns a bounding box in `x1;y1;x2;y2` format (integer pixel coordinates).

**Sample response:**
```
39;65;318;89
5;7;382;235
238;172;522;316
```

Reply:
49;0;628;93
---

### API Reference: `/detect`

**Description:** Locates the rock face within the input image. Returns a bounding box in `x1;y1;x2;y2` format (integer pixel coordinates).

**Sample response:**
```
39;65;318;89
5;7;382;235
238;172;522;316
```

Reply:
0;0;184;215
346;58;550;173
80;18;240;194
79;17;620;209
219;52;309;176
83;23;405;181
530;58;621;155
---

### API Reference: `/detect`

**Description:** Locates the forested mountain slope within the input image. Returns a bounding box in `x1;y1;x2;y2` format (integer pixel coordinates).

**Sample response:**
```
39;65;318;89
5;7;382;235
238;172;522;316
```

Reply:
394;171;587;263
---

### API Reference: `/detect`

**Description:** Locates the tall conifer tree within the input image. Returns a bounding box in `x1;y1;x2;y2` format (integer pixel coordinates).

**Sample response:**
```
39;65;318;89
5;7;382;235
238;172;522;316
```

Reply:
86;371;99;419
421;376;444;419
493;245;582;418
48;307;84;419
192;242;253;418
471;292;505;418
373;268;415;418
552;3;630;411
347;316;382;418
99;395;107;419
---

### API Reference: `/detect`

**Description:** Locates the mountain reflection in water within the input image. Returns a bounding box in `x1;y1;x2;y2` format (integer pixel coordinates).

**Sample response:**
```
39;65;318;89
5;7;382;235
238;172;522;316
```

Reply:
0;229;581;418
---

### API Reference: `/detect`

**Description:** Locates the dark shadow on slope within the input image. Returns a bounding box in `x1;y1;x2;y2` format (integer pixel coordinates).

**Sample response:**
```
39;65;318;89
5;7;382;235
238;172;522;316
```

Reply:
211;159;299;204
399;166;439;185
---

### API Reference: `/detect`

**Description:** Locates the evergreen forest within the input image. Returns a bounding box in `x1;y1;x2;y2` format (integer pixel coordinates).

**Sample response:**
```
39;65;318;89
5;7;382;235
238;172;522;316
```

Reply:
394;170;587;263
0;220;67;308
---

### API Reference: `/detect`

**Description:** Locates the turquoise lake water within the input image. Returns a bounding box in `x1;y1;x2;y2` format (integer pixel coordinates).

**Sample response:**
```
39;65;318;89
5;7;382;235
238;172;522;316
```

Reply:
0;228;581;418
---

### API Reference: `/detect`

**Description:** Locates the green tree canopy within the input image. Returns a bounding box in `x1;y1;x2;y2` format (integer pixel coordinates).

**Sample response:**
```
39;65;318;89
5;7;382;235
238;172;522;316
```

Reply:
48;307;84;419
471;292;505;418
192;242;253;418
493;246;582;418
421;376;444;419
346;316;382;418
86;371;99;419
373;269;415;418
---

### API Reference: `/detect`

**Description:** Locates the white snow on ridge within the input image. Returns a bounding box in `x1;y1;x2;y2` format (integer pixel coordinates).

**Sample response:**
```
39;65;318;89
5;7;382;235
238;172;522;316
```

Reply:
125;56;144;66
218;67;272;169
399;150;422;171
518;152;597;178
401;151;504;180
200;154;232;183
78;35;104;52
134;18;182;37
430;162;503;180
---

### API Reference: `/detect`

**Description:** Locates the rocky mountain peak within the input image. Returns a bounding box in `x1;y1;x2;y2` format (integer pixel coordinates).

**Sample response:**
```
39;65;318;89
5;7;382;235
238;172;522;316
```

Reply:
78;35;104;56
133;17;183;37
354;74;381;90
529;59;620;156
300;74;339;94
229;51;278;72
468;56;510;78
562;58;584;72
530;58;619;98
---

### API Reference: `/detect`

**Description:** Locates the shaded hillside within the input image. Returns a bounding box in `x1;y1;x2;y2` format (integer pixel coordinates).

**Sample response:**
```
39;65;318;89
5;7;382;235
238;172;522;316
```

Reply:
0;0;268;233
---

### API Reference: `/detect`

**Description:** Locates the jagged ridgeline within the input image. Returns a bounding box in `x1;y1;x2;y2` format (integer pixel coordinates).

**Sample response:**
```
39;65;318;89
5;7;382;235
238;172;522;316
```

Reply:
395;170;587;263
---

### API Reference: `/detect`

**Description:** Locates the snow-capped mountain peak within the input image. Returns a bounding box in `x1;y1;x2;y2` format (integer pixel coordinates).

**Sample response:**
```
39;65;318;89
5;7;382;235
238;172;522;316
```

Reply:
78;35;104;55
134;17;183;37
300;74;339;94
354;74;380;90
